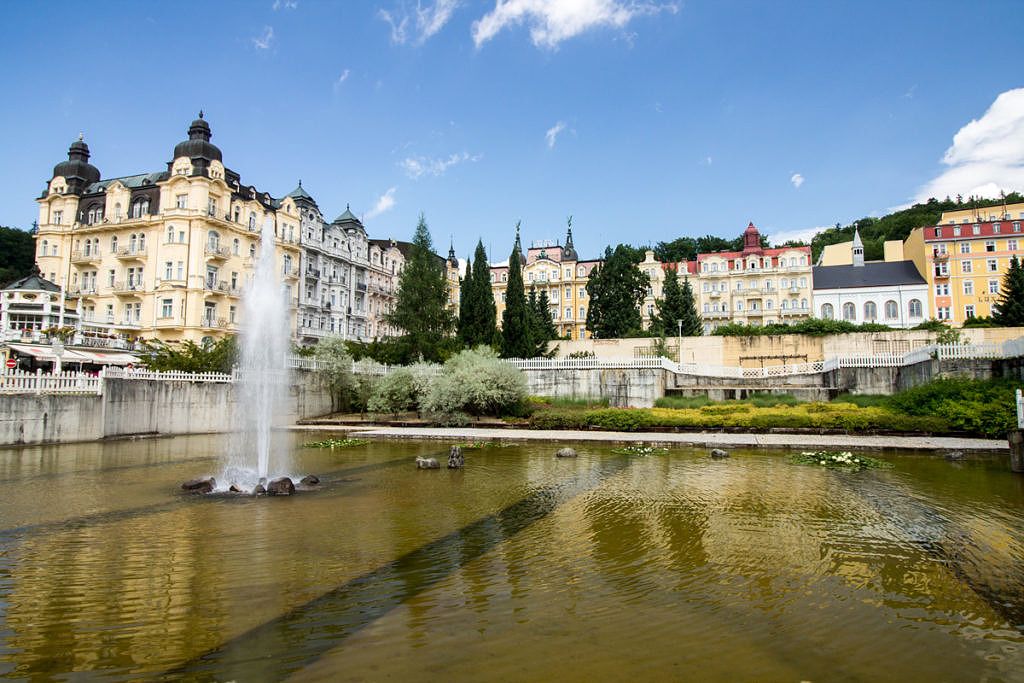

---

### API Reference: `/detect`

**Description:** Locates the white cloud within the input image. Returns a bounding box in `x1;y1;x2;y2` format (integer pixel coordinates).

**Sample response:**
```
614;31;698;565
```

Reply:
913;87;1024;202
272;0;298;9
366;187;398;219
400;152;482;179
703;156;712;166
333;69;351;91
790;173;804;189
380;0;460;45
252;26;274;49
545;121;567;148
472;0;678;49
766;225;826;246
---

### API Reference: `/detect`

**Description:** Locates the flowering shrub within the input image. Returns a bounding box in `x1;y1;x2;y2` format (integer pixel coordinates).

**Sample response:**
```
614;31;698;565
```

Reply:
788;450;891;470
422;347;527;417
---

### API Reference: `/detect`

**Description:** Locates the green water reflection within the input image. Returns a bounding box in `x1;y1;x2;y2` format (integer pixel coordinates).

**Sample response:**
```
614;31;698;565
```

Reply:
0;435;1021;681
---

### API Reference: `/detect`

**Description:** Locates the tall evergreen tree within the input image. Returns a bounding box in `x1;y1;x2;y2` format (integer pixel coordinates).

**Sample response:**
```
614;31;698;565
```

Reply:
585;245;648;338
457;250;474;344
501;224;534;357
386;213;455;362
458;239;498;348
678;276;702;336
994;255;1024;326
536;289;559;342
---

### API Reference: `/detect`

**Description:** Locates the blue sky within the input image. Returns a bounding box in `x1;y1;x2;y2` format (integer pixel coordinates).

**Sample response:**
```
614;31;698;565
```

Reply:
1;0;1022;260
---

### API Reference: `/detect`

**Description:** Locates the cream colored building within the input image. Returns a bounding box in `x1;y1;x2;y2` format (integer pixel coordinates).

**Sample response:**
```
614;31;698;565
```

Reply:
696;223;813;333
490;227;599;340
34;115;301;346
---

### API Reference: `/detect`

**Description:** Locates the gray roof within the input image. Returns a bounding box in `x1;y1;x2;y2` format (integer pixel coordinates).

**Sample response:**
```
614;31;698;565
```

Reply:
4;265;61;293
85;172;167;194
812;261;925;290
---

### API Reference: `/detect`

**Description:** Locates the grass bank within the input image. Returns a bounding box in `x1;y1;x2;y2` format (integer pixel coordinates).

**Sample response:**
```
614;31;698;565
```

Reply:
519;378;1021;439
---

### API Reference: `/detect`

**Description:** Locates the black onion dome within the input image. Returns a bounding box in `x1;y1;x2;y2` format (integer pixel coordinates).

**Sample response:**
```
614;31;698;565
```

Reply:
52;135;101;185
172;111;222;162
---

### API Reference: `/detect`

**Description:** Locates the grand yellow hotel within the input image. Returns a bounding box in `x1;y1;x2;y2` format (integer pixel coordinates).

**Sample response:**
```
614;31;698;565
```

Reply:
34;114;302;345
904;202;1024;323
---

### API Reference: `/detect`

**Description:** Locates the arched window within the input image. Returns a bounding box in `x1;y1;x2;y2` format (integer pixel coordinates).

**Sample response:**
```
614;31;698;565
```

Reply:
40;239;48;255
83;239;92;256
780;299;788;310
232;238;240;256
766;299;773;309
249;213;257;230
167;226;174;243
283;254;292;275
138;234;146;251
885;300;898;319
249;244;256;259
207;230;220;250
864;301;877;320
129;234;137;252
51;244;57;256
842;302;856;320
114;202;122;220
110;236;118;254
801;298;807;310
909;299;923;318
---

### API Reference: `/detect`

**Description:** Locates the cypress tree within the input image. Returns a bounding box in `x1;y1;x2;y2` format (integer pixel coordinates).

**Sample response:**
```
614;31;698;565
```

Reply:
457;250;474;344
536;289;558;342
678;276;702;336
470;239;497;347
501;224;534;357
652;265;682;336
994;255;1024;326
387;213;455;362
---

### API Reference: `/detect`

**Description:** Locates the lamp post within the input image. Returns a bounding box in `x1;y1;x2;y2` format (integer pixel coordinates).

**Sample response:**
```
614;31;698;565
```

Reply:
677;319;682;363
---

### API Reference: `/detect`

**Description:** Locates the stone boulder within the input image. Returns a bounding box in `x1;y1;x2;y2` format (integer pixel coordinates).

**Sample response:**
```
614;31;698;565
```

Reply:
253;483;266;495
710;448;729;459
182;477;216;494
448;446;464;469
299;475;321;486
556;447;577;458
416;456;441;469
267;477;295;496
228;483;244;493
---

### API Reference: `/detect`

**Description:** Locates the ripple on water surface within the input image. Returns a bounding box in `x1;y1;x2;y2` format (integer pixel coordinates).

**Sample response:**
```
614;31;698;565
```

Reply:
0;437;1022;681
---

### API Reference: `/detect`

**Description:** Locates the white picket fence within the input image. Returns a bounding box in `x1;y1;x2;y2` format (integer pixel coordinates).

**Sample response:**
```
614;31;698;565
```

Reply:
0;368;103;395
101;366;235;383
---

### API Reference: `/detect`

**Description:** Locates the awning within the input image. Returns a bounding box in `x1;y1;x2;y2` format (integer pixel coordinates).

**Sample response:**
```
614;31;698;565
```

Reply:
7;344;93;363
72;350;142;366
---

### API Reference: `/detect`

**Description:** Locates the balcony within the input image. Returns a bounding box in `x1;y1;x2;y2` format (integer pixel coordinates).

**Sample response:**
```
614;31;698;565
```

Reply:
745;309;764;317
780;308;806;317
934;269;950;280
112;281;144;296
743;287;762;296
355;282;368;292
282;268;299;281
204;279;235;296
205;245;231;261
71;250;101;265
787;287;801;295
115;247;147;261
706;290;721;298
201;317;232;330
705;310;730;319
305;268;320;281
933;252;949;261
112;318;142;330
68;286;97;297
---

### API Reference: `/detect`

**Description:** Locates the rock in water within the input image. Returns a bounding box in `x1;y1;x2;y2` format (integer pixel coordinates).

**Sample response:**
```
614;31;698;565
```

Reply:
300;475;320;486
228;483;244;493
710;448;729;459
448;446;464;469
416;456;440;469
253;483;266;495
556;448;577;458
182;477;216;494
267;477;295;496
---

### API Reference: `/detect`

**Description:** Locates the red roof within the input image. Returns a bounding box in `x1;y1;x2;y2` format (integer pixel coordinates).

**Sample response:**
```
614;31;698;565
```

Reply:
925;219;1023;241
696;245;810;262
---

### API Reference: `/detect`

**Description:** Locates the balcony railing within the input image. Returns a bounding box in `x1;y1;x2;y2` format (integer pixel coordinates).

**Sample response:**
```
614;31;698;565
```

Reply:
112;282;144;295
115;247;147;260
205;245;231;260
71;250;101;264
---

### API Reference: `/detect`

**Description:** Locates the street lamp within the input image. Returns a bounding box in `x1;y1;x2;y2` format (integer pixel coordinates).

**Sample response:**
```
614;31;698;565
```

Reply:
677;319;682;363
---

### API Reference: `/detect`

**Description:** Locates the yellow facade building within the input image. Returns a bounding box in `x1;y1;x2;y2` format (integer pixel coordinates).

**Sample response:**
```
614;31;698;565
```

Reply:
34;115;301;345
490;227;600;340
906;203;1024;323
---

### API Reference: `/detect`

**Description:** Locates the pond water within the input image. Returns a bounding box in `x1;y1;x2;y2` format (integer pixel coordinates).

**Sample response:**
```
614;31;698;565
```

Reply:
0;433;1023;681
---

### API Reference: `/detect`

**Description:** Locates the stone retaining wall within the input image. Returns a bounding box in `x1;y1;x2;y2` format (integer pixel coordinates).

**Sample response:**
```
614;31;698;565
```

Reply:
0;370;332;446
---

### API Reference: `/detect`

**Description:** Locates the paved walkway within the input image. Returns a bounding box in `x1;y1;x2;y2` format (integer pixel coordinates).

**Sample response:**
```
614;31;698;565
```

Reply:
289;424;1007;452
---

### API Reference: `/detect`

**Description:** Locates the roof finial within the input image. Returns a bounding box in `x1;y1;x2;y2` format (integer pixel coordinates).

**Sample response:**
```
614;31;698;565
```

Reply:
198;109;204;119
78;132;84;141
298;179;302;187
346;203;350;210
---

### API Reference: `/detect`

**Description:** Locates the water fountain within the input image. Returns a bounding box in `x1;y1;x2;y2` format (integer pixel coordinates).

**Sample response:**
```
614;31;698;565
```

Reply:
184;214;313;495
